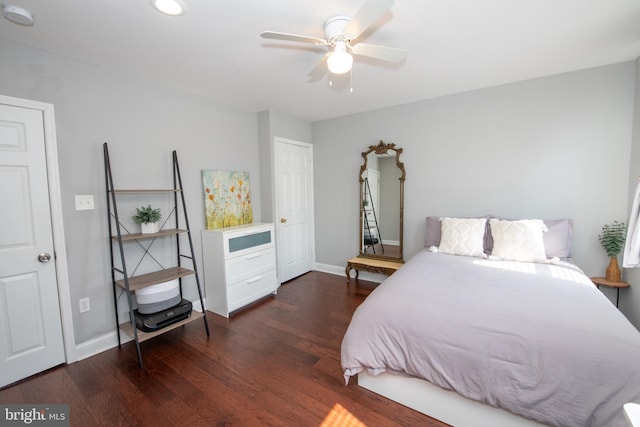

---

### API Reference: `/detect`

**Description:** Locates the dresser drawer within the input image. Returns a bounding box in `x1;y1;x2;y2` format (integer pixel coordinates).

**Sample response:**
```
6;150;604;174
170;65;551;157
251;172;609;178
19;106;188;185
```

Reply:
223;224;274;258
227;269;278;313
225;248;276;284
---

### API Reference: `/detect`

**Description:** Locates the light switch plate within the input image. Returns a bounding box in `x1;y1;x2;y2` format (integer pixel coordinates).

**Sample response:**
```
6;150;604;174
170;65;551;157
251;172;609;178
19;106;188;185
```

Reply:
75;194;95;211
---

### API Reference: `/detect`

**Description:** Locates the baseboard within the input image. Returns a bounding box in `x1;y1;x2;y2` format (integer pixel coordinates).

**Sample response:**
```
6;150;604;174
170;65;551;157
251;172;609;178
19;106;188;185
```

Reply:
313;262;386;283
74;300;205;362
75;329;128;361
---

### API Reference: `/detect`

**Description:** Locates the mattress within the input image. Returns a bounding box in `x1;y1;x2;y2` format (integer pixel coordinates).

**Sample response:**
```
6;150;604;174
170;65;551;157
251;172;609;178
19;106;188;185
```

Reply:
341;250;640;427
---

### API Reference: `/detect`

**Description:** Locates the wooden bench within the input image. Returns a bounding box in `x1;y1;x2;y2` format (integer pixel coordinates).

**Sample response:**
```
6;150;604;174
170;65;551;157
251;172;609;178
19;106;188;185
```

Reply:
345;256;404;283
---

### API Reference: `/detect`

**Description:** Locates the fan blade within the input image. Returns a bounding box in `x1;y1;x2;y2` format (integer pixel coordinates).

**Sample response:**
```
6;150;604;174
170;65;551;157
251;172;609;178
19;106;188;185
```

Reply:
343;0;394;41
308;53;329;82
260;31;327;45
351;43;406;62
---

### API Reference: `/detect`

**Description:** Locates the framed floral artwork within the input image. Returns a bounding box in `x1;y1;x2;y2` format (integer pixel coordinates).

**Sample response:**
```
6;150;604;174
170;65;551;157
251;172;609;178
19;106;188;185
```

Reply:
202;170;253;229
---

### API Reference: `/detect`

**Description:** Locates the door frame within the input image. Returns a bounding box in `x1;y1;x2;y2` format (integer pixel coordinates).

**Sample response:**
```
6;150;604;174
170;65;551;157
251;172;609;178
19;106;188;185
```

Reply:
272;137;316;279
0;94;76;363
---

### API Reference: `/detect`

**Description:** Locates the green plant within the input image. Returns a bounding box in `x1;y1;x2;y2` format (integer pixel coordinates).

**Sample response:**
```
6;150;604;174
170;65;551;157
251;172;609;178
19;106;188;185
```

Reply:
132;205;161;224
598;221;627;257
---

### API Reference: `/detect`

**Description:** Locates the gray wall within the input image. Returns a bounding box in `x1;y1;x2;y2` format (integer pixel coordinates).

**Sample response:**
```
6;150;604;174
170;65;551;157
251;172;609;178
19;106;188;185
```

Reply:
258;110;312;223
313;62;635;313
0;39;261;344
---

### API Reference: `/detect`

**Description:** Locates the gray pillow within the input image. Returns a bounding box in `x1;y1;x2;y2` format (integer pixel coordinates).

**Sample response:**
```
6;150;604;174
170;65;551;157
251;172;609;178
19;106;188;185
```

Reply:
425;216;442;247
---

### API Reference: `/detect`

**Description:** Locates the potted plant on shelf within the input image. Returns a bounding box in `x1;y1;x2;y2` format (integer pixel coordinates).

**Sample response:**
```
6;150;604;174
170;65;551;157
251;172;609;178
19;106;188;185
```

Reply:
132;205;162;234
598;221;627;282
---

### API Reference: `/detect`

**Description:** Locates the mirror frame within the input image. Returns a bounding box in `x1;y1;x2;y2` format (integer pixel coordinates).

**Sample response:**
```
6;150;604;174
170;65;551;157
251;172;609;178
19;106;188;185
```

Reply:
359;140;405;261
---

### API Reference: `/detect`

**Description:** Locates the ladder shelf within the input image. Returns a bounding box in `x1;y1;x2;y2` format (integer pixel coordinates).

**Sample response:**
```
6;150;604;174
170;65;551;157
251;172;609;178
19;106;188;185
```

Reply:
103;142;209;368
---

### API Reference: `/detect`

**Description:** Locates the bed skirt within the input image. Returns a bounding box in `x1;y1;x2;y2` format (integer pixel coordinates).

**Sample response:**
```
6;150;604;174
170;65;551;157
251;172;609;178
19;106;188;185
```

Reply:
358;371;549;427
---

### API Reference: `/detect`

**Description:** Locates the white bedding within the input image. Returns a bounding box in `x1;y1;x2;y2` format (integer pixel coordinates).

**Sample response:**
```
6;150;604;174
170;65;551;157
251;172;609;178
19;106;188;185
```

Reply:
341;250;640;427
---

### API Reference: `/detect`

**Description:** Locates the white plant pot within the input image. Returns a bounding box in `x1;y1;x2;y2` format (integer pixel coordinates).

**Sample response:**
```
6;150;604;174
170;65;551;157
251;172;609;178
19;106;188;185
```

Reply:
141;222;159;234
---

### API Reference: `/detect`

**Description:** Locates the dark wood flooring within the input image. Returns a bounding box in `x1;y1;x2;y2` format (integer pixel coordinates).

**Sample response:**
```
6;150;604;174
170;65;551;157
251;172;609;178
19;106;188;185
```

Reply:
0;271;448;427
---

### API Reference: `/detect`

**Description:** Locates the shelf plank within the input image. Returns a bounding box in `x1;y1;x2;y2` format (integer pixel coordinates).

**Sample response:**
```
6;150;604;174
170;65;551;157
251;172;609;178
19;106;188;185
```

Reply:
120;310;205;343
115;266;194;291
112;228;188;241
110;189;182;194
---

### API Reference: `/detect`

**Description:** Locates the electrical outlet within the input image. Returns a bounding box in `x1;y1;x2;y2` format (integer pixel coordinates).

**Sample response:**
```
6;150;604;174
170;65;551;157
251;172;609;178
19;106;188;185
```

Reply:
75;194;95;211
79;297;91;313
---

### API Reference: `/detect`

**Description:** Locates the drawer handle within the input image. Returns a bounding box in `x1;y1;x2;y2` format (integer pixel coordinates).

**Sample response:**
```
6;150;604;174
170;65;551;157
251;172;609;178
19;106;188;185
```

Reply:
247;275;263;284
245;253;261;260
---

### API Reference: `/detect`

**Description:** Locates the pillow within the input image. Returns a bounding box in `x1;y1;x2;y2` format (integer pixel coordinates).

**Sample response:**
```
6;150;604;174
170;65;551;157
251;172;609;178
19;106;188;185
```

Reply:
489;219;548;262
438;217;487;257
543;219;574;258
485;217;574;258
425;216;442;247
425;215;493;253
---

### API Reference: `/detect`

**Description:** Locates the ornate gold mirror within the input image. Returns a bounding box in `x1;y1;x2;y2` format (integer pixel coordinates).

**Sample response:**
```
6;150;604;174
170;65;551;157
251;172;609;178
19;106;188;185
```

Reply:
359;141;405;261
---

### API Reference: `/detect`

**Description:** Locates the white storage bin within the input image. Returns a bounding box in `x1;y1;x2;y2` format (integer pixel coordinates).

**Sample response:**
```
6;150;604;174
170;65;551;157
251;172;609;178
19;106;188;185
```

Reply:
135;278;180;314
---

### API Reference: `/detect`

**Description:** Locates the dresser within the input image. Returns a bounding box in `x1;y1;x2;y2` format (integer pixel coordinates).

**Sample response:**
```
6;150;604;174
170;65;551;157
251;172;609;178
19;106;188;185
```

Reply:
202;223;278;317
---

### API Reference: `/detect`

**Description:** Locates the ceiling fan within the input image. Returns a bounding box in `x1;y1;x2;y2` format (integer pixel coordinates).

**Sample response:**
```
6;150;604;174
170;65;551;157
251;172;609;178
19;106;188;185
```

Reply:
260;0;406;81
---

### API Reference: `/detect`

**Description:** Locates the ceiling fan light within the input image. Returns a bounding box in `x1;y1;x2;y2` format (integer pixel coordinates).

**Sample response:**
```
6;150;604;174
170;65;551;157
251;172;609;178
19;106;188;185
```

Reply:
2;4;34;26
152;0;185;16
327;50;353;75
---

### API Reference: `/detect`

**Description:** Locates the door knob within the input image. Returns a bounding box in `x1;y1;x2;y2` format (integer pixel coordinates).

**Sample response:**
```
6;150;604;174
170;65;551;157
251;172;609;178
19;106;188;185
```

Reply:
38;253;51;263
280;218;287;223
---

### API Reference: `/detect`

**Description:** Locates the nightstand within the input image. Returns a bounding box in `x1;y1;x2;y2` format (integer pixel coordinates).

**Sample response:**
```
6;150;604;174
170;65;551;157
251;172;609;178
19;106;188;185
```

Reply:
590;277;630;308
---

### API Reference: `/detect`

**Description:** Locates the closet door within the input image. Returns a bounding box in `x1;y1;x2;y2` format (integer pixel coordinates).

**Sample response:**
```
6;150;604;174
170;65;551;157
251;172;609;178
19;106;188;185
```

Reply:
274;137;314;283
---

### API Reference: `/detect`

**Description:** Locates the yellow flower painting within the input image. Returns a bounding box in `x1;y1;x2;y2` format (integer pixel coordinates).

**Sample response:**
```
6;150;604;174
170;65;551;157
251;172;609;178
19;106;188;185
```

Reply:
202;170;253;229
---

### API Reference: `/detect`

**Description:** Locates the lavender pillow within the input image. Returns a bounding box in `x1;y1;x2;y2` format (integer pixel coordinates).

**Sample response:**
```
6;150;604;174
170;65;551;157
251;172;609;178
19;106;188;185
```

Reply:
543;219;574;258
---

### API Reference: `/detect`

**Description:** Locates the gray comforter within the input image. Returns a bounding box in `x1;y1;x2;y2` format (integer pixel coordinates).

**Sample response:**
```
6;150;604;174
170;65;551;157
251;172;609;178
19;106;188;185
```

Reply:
341;250;640;427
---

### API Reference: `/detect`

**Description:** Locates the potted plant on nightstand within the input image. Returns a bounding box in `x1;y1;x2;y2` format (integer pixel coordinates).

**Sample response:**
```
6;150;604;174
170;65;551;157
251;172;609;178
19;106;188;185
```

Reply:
598;221;627;282
132;205;162;234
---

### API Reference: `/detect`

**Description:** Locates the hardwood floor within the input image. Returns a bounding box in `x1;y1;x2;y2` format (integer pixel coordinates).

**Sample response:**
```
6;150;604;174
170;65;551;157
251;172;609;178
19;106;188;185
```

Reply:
0;271;449;427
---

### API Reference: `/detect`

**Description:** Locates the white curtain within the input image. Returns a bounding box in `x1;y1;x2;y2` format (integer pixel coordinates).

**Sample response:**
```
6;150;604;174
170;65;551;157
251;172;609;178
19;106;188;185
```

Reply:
623;181;640;268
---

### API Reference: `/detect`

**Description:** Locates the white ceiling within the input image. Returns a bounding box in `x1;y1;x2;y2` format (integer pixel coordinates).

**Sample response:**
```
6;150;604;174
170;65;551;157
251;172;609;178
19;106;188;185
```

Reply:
1;0;639;122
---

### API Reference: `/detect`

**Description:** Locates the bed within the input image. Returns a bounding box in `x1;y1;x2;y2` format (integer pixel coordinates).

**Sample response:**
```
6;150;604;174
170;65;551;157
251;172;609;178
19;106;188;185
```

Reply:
341;217;640;427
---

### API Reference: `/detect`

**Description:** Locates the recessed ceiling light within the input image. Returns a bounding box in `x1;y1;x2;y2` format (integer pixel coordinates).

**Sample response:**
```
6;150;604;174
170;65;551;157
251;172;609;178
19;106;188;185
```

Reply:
151;0;185;16
2;4;34;26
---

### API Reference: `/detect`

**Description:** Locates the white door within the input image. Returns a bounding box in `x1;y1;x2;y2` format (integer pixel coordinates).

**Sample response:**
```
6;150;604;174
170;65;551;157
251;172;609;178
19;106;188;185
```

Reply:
0;103;65;387
274;138;314;283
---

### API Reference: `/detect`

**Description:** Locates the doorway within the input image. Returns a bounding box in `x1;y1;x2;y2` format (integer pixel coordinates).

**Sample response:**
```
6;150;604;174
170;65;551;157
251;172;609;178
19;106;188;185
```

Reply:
274;137;314;283
0;95;74;387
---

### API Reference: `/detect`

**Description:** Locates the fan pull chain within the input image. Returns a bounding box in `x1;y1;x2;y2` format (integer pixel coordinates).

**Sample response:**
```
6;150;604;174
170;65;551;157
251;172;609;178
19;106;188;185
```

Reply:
350;69;353;93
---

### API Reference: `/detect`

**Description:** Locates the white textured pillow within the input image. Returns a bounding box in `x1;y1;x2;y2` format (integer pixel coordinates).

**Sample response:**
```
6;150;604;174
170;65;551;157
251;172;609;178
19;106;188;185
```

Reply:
489;219;548;262
438;217;486;257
